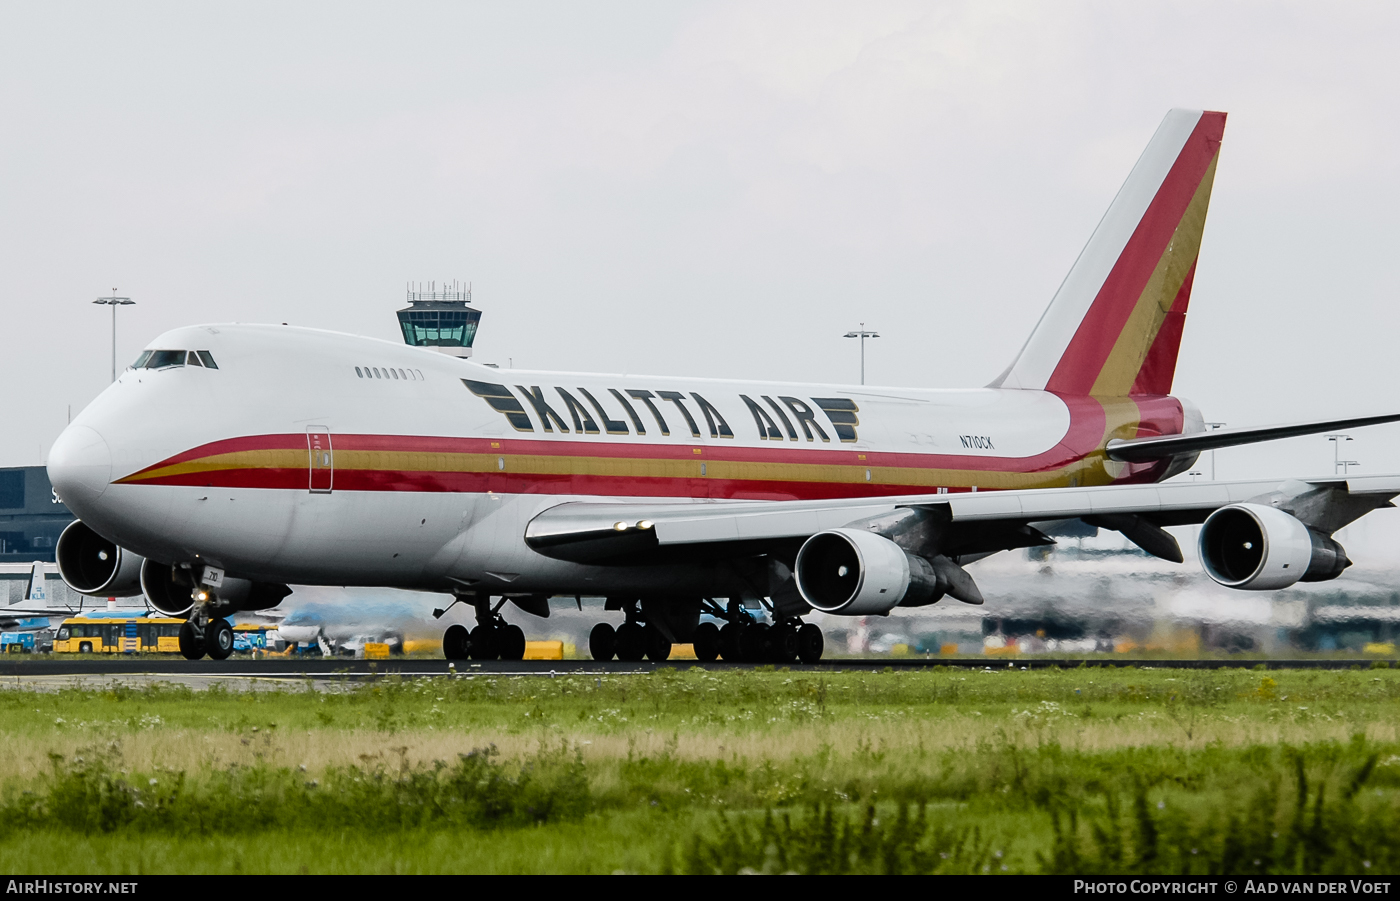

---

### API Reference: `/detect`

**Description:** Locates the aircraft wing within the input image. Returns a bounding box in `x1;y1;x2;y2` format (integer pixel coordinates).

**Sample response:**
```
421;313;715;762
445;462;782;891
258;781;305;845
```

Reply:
1107;413;1400;462
0;605;85;617
525;474;1400;565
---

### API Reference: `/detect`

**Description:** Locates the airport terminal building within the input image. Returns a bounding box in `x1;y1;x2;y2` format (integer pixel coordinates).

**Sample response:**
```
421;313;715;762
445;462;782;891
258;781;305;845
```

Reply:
0;466;73;564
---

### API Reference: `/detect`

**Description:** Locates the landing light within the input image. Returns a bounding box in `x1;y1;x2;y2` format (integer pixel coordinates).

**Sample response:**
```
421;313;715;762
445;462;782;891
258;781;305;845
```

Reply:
613;521;628;532
637;520;654;530
196;591;208;601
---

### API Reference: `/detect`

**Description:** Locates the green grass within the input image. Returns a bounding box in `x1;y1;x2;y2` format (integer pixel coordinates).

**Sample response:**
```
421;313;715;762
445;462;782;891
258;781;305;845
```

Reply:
3;666;1400;873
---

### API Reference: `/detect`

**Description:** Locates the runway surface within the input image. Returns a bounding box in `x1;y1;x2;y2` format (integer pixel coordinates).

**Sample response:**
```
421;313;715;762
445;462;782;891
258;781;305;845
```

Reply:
0;656;1393;680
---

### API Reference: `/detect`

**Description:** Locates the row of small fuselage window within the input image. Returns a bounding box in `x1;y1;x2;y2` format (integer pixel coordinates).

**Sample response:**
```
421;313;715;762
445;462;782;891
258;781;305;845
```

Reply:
131;350;219;370
357;366;424;381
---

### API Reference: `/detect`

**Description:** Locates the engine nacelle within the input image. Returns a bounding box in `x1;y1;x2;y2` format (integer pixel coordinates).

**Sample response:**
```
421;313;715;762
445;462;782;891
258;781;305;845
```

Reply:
794;528;945;615
140;561;194;616
140;561;293;618
1199;503;1351;590
55;520;144;597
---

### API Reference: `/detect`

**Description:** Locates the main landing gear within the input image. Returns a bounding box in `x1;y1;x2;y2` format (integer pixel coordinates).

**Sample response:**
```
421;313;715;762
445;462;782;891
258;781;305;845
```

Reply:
694;599;824;665
588;604;674;663
441;595;526;662
587;598;824;665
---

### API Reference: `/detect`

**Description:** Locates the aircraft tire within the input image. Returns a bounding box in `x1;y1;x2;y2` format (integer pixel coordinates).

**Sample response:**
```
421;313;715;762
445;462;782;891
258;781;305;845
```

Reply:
717;623;741;661
797;623;824;664
469;625;500;661
442;624;470;660
499;624;526;661
739;622;769;663
692;622;720;662
589;623;617;661
206;619;234;661
178;621;205;661
644;624;671;662
771;624;800;664
614;622;646;662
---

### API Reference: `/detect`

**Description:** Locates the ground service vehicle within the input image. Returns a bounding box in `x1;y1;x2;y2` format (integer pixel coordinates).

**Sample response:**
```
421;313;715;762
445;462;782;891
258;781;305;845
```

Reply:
53;616;186;654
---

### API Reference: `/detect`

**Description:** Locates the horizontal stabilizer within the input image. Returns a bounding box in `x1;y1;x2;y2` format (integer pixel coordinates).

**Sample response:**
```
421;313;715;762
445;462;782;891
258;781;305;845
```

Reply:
1106;413;1400;462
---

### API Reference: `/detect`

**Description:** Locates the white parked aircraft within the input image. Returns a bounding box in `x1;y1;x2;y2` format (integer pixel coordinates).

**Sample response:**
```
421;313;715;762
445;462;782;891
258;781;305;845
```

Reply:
47;109;1400;664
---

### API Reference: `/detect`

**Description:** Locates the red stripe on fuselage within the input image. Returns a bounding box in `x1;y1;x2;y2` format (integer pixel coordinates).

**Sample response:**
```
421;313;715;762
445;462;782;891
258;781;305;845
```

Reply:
116;393;1185;497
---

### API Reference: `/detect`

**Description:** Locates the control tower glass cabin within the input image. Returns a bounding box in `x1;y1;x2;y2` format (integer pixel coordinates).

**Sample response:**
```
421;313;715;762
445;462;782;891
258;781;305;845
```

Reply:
396;284;481;358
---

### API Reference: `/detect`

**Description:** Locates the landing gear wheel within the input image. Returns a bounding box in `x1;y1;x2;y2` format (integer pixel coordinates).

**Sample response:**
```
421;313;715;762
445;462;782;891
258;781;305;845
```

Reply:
644;624;672;662
178;621;205;661
469;624;500;661
771;624;800;664
589;623;617;661
739;622;769;663
718;622;742;662
499;624;527;661
443;624;470;660
797;623;824;664
614;622;646;662
692;622;721;663
206;619;234;661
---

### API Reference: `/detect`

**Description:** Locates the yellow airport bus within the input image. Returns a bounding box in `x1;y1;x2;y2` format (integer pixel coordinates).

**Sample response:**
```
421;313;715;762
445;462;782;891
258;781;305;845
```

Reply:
53;617;187;654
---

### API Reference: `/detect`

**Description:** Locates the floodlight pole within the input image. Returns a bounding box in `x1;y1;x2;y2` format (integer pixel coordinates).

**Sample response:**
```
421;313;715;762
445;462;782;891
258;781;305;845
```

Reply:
843;323;880;385
93;291;135;382
1205;422;1226;480
1327;434;1353;475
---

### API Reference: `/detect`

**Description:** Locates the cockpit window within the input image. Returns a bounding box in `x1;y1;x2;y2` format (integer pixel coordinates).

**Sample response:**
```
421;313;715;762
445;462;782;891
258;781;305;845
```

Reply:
145;350;186;369
131;349;218;370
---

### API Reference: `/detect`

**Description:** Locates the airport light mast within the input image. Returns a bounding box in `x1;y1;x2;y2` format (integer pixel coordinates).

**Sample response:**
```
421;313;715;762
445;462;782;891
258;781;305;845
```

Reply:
843;323;880;385
93;290;135;382
396;281;481;358
1327;434;1353;475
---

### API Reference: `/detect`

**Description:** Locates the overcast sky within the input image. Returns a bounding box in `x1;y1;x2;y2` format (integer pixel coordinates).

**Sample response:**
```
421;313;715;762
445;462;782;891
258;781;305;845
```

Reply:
4;1;1400;488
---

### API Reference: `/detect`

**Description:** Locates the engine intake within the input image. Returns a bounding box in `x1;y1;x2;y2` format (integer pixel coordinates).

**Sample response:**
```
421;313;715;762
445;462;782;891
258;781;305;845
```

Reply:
55;520;144;597
140;560;292;618
1199;503;1350;590
794;528;947;615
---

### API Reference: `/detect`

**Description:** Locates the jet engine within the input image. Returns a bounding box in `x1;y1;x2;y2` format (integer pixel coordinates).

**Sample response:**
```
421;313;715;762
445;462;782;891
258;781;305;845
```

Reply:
55;520;144;597
1198;503;1350;590
140;560;292;618
794;528;952;615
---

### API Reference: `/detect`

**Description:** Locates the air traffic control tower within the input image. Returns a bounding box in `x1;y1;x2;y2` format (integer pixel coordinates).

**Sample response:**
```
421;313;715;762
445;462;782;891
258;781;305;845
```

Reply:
396;281;481;358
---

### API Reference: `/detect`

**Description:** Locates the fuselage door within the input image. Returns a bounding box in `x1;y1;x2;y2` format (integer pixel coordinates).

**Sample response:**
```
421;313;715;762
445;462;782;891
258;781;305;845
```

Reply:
307;426;333;493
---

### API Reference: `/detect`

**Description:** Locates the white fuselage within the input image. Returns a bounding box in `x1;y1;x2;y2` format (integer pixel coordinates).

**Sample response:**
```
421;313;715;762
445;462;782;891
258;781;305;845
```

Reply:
48;324;1182;597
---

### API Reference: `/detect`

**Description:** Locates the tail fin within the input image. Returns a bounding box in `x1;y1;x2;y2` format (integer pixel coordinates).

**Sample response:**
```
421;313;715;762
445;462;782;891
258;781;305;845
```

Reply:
25;561;47;603
991;109;1226;396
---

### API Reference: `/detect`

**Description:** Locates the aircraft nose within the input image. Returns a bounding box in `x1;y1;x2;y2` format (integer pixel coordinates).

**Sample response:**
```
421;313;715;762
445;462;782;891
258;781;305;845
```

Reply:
48;424;112;513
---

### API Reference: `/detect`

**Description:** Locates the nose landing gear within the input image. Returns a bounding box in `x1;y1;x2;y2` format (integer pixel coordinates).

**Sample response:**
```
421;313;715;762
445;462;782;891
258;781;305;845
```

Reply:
439;594;526;662
177;583;235;661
